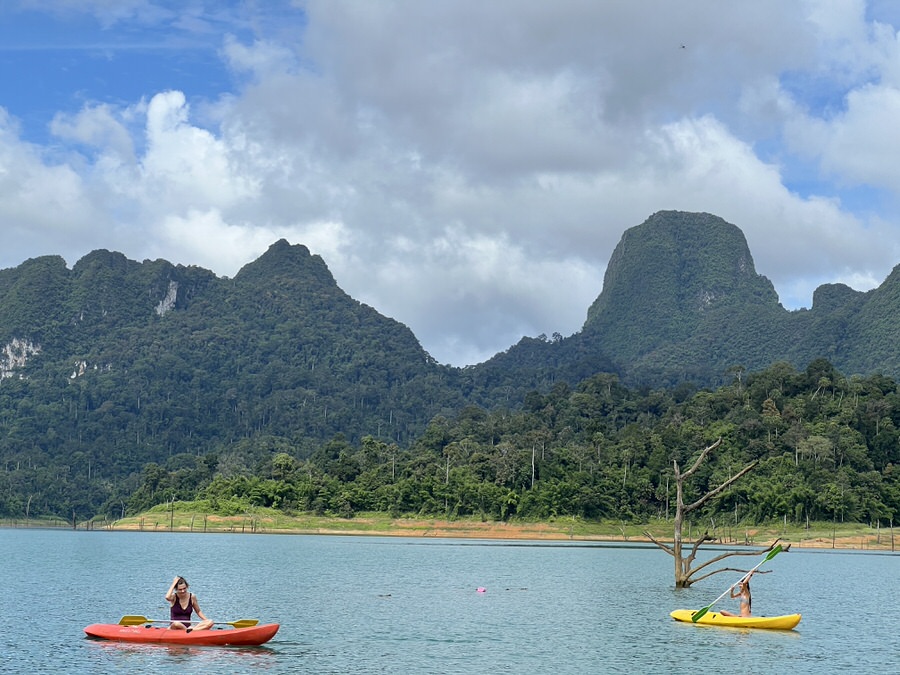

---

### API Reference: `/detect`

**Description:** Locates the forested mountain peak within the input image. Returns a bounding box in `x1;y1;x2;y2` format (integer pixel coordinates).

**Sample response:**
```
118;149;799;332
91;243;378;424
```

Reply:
72;248;134;275
810;283;866;313
571;211;784;383
838;262;900;375
584;210;779;332
0;235;460;520
0;254;71;343
234;239;334;288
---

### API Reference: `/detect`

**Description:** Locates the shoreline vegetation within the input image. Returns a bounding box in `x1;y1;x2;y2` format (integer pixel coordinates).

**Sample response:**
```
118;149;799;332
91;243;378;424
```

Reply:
3;509;898;552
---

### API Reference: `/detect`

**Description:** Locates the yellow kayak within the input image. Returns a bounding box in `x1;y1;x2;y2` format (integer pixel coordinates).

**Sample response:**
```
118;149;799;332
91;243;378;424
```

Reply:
671;609;801;630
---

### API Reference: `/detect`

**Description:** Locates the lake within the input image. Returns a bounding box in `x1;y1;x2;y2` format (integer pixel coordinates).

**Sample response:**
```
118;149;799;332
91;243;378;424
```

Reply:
2;529;897;674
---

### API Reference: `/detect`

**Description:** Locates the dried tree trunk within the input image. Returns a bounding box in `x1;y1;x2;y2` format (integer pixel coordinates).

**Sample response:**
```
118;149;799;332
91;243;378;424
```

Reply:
646;438;769;587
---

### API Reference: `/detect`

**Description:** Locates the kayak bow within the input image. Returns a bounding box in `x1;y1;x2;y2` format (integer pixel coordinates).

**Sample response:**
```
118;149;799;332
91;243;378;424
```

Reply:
84;622;279;646
671;609;801;630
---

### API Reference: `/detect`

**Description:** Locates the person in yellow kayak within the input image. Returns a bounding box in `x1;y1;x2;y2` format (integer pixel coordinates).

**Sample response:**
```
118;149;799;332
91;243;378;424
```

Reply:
719;571;753;617
166;576;214;631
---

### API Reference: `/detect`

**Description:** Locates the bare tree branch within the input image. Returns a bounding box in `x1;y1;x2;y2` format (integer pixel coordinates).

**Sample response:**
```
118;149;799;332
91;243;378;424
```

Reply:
688;531;716;558
644;531;674;556
676;438;722;481
687;539;783;580
682;531;716;571
684;459;758;514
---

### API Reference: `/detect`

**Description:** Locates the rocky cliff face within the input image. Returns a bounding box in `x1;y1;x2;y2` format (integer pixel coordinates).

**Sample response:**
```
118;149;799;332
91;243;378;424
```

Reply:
0;337;40;380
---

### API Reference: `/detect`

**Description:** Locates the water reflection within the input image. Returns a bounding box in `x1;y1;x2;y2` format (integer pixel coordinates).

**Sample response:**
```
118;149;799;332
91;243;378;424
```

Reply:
85;637;277;669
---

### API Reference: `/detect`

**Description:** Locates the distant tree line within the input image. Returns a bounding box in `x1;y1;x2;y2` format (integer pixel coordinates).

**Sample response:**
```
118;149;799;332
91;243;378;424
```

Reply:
5;358;893;528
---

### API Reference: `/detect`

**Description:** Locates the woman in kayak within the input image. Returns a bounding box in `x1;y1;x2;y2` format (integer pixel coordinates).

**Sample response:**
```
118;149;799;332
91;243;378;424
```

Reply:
720;571;753;617
166;576;214;631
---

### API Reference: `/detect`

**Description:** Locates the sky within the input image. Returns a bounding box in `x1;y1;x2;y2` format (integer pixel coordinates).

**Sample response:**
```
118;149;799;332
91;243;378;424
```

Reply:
2;1;900;367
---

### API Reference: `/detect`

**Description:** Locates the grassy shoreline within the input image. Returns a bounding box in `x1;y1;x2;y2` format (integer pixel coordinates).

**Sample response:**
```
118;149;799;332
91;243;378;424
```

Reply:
5;512;898;551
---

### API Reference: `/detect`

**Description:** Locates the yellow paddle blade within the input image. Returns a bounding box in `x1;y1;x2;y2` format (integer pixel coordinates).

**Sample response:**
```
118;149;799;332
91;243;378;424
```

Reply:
119;615;152;626
228;619;259;628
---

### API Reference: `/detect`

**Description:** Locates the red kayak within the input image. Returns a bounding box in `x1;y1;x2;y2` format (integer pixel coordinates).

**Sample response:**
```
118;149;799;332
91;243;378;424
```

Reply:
84;622;279;646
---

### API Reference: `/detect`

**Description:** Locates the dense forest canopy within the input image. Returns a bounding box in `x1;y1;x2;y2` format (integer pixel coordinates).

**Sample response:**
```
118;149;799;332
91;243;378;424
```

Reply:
4;359;898;529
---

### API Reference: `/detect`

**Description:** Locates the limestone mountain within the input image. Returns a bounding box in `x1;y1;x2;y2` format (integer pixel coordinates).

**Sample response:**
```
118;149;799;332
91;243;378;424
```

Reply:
566;210;898;386
0;240;465;517
573;211;785;384
4;211;900;518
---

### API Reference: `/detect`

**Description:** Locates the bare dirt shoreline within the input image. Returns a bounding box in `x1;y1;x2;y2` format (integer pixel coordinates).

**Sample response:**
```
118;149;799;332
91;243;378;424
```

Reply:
270;522;898;551
4;514;897;551
35;514;895;552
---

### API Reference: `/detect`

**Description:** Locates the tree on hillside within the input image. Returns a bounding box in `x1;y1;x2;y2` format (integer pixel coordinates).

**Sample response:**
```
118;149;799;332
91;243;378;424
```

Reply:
645;438;779;588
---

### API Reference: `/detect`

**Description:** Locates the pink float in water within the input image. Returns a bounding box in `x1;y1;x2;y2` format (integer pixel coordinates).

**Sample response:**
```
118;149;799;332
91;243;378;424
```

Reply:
476;587;486;593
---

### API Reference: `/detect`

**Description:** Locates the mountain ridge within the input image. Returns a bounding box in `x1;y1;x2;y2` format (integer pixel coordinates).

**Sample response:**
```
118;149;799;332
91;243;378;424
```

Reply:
3;209;900;517
4;212;899;390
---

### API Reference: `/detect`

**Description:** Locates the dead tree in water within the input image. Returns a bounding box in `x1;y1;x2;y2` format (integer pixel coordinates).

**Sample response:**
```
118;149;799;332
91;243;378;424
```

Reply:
645;438;779;588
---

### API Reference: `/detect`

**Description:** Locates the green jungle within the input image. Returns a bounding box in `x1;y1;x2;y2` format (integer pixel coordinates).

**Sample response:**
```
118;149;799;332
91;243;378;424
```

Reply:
111;360;900;531
8;359;900;534
2;212;900;532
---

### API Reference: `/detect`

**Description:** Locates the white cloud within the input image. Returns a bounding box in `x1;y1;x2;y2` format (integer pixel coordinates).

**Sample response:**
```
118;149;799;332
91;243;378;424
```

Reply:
789;84;900;192
0;107;101;258
354;225;603;364
4;1;900;365
222;34;297;78
140;90;259;208
50;103;136;163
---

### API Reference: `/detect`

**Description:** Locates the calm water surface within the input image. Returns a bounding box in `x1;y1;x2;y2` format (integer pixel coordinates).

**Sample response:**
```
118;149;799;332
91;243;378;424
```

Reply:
2;529;897;674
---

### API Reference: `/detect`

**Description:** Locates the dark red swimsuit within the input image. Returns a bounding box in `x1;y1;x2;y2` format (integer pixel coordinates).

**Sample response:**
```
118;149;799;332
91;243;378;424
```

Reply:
170;593;194;625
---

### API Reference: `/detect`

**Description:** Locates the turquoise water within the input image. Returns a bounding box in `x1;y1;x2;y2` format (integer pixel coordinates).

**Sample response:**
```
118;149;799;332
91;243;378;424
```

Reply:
1;529;897;673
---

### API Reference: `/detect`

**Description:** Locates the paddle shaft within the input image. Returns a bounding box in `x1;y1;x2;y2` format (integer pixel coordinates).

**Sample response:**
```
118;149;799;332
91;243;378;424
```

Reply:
692;544;782;622
118;615;258;628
